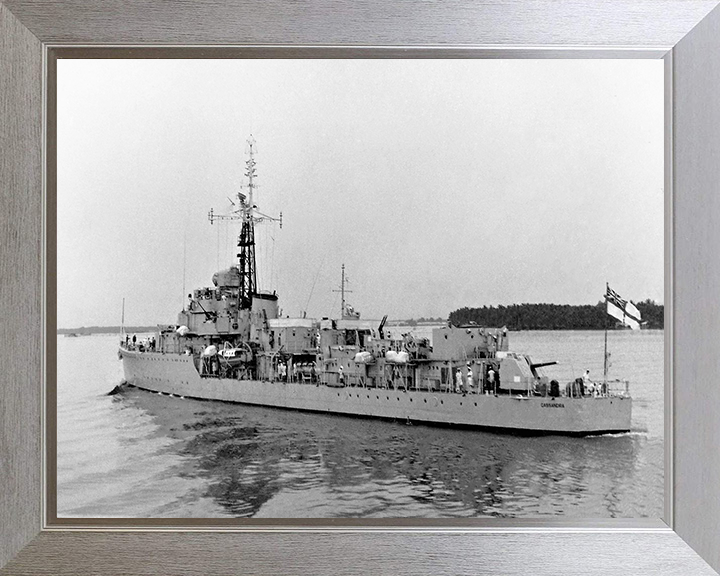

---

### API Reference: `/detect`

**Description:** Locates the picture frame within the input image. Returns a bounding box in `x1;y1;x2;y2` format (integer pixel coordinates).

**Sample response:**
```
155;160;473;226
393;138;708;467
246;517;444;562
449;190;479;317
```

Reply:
2;1;719;574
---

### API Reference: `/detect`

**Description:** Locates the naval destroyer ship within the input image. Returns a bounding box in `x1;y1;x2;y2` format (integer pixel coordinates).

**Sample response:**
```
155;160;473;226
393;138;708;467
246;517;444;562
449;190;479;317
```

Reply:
118;138;632;435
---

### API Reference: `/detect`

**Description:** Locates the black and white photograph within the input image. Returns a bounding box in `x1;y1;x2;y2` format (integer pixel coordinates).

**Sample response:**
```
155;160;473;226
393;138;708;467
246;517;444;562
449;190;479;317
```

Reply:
57;58;664;519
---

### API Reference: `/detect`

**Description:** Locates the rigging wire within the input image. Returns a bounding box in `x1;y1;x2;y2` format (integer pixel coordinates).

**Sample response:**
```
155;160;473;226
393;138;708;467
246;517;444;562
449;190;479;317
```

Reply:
265;224;270;290
303;253;327;317
257;222;262;289
270;236;277;290
225;219;229;267
259;224;265;290
182;229;187;309
328;290;340;319
216;222;220;270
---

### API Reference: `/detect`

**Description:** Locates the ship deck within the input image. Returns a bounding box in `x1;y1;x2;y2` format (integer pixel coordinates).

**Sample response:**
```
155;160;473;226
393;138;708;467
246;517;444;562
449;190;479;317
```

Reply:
120;349;632;436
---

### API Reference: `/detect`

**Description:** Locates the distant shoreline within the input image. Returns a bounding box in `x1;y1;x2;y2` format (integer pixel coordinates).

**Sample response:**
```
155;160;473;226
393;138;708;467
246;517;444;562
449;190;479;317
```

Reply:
57;320;664;335
58;326;157;335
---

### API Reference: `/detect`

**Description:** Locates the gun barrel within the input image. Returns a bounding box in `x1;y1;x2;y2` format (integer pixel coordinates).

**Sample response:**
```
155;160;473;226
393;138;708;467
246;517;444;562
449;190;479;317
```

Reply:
530;361;558;369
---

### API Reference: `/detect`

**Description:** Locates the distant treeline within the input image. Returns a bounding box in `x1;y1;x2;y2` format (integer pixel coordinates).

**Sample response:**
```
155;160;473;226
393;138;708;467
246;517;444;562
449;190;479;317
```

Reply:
449;300;664;330
57;325;156;335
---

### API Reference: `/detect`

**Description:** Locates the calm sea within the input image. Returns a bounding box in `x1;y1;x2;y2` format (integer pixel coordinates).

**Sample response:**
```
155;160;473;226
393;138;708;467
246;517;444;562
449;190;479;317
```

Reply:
57;329;663;518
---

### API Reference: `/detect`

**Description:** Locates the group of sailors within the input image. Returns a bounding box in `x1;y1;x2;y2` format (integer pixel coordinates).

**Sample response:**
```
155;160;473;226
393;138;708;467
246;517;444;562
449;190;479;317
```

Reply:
123;334;156;352
276;361;317;383
454;364;499;395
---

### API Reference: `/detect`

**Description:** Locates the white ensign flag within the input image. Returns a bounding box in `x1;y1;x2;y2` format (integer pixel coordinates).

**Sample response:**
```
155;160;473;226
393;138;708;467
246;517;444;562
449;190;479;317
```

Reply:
605;286;642;330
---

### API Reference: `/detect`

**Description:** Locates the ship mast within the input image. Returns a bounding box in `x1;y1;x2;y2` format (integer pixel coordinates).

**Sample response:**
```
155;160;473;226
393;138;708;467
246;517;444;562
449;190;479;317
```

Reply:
333;264;351;319
238;138;258;309
332;263;360;320
603;282;610;382
208;136;282;310
603;323;609;381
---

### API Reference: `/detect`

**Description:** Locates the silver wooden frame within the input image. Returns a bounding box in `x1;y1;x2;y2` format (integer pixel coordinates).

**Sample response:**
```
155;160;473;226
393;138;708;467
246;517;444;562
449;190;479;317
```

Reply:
2;1;720;574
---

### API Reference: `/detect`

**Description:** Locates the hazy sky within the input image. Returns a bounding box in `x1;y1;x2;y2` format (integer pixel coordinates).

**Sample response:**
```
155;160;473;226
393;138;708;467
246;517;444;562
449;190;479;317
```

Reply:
57;59;663;328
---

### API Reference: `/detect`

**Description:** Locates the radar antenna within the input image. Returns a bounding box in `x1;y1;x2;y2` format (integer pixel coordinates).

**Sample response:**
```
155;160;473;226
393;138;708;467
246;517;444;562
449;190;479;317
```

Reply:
208;136;282;309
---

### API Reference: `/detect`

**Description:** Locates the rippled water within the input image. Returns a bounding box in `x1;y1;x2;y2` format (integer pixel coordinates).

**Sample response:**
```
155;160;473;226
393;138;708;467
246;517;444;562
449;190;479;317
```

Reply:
57;330;663;518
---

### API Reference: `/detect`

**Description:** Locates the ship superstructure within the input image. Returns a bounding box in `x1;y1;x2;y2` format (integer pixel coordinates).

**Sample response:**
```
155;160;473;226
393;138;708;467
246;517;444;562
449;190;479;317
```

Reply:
119;138;632;435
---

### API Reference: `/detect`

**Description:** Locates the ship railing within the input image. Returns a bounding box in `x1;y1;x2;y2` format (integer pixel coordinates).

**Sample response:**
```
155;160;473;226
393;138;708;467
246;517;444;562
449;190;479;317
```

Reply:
346;374;367;388
572;379;630;398
293;372;315;384
531;379;630;399
120;343;146;353
307;370;511;394
602;379;631;397
285;367;319;384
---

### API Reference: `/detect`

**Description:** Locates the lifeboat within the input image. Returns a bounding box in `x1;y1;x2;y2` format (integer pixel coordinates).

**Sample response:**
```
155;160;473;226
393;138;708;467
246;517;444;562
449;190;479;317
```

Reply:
218;342;252;366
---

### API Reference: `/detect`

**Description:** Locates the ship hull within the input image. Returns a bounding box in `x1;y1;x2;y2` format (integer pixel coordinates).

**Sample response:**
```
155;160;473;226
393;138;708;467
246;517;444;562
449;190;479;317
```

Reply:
120;349;632;436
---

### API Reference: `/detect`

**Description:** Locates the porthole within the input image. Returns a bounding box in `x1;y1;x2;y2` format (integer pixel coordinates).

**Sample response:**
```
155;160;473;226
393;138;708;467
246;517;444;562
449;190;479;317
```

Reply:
424;399;427;403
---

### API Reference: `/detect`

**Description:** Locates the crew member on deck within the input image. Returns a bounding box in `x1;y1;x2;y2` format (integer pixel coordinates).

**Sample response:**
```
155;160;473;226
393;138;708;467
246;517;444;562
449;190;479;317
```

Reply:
455;368;463;393
487;366;496;394
583;369;597;396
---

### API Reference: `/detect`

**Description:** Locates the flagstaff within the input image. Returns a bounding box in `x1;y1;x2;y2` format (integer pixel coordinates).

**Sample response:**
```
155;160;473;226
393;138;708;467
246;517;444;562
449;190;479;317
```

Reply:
604;283;609;382
603;284;642;383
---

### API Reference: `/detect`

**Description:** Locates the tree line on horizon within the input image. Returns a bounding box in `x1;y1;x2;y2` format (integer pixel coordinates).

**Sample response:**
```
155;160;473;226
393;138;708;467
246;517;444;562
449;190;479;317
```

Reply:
448;300;664;330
